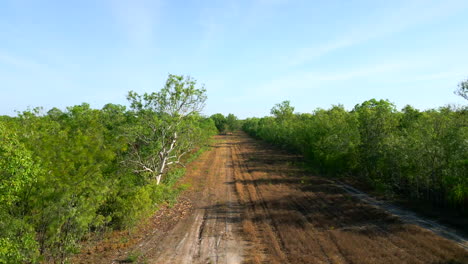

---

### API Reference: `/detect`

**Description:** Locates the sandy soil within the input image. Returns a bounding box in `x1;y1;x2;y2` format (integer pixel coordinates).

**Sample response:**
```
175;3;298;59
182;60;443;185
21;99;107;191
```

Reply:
78;132;468;264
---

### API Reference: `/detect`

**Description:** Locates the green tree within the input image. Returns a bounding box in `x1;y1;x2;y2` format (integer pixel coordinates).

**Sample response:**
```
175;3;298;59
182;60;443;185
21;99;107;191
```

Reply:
455;77;468;100
210;113;227;133
0;76;216;262
226;113;239;132
243;98;467;211
353;99;398;187
0;123;39;263
271;100;295;120
15;104;117;262
126;74;207;184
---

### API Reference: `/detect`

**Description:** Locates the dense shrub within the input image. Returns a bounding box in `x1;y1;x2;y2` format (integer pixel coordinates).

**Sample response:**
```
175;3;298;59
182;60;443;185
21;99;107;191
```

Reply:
0;75;217;263
243;100;468;211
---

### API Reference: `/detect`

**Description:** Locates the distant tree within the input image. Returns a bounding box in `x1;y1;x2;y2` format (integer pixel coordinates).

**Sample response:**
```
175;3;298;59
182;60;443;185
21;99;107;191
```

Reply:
210;113;227;133
226;113;239;132
126;74;207;185
46;107;65;120
455;77;468;100
271;100;294;120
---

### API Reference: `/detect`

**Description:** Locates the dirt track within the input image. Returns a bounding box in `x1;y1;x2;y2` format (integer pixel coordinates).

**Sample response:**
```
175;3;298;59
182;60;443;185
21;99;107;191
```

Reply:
81;133;468;263
145;136;245;264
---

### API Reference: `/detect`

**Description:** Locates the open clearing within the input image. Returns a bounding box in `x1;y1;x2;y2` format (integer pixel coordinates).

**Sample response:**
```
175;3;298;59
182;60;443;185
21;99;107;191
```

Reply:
80;132;468;264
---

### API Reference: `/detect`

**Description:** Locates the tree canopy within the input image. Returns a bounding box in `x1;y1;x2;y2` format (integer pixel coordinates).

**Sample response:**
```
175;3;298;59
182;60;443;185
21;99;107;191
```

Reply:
244;99;468;212
0;74;216;263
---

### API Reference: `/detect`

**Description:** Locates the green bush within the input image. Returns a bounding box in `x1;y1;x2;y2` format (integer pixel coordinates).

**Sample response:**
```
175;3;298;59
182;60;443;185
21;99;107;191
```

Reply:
243;100;468;211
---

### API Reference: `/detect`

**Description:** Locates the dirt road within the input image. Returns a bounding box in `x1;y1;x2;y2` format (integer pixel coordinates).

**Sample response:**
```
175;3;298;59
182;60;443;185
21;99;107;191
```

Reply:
81;133;467;263
145;138;245;264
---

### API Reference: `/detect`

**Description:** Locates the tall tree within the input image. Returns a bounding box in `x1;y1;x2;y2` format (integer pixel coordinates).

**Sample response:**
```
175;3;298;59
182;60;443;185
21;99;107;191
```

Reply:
126;74;207;184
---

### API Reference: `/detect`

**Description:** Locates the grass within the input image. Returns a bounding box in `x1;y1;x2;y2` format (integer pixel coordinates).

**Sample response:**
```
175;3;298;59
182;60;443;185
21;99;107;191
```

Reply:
121;251;141;263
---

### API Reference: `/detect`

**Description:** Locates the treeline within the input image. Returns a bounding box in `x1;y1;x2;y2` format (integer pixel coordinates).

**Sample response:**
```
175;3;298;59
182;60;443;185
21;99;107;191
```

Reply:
0;75;217;263
210;113;241;134
243;99;467;213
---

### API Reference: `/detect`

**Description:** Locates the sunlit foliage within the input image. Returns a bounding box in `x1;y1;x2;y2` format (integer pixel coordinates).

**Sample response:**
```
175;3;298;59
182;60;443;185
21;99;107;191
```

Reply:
0;74;216;263
243;100;468;211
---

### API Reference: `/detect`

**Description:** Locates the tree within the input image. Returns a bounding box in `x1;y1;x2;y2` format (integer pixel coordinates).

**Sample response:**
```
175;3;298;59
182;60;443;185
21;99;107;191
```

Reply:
271;100;294;120
0;123;39;263
353;99;398;185
455;77;468;100
226;113;239;132
210;113;227;133
15;104;117;262
0;77;215;261
243;97;467;213
126;74;207;185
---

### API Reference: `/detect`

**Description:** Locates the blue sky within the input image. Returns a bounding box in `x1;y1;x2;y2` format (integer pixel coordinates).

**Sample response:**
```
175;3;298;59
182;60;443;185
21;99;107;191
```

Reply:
1;0;467;118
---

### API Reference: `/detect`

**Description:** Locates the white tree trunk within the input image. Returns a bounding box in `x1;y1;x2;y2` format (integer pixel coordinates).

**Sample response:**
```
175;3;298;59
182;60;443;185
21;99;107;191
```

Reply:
156;174;162;185
155;132;178;185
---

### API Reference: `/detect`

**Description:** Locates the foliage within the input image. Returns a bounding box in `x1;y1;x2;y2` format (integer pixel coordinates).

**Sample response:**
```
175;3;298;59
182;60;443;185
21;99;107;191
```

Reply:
455;77;468;100
0;123;39;263
209;113;240;133
226;113;240;132
126;74;208;184
210;113;227;133
270;100;295;120
243;100;468;212
0;74;216;263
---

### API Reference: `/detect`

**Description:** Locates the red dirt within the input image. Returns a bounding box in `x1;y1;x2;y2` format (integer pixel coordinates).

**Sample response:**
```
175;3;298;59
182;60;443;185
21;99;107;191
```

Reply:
77;132;468;264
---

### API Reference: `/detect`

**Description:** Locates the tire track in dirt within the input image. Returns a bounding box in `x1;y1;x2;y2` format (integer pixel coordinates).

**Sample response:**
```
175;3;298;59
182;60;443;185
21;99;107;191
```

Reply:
231;143;289;264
